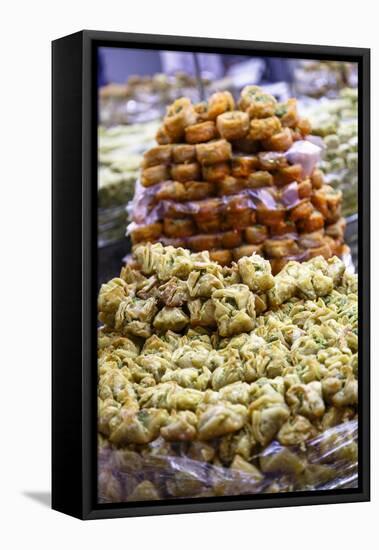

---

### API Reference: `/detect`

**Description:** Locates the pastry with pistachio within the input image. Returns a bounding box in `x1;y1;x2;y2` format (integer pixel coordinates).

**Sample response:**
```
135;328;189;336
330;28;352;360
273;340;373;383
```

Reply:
98;243;358;502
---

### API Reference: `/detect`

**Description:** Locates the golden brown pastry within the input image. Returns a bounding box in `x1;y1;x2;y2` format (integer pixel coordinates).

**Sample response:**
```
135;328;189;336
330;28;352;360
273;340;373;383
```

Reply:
246;171;274;188
221;229;243;249
233;244;262;260
225;195;252;229
217;176;245;196
172;144;197;163
185;121;217;144
195;198;222;232
269;220;296;237
298;230;326;249
182;180;215;201
239;86;277;118
297;179;313;199
325;218;346;240
289;200;314;222
141;164;170;187
262;127;293;152
264;238;300;258
311;187;342;223
245;225;269;244
202;161;230;182
131;223;163;244
196;139;232;165
297;117;312;136
256;206;285;226
306;242;332;259
297;210;325;233
231;155;260;177
171;162;201;182
142;145;172;168
310;169;325;189
156;126;172;145
216;111;250;140
258;152;288;172
163;218;195;238
187;234;221;252
207;91;235;120
209;249;233;265
269;257;289;274
249;116;282;140
275;98;299;128
194;101;209;122
274;164;303;186
164;97;198;141
156;181;186;201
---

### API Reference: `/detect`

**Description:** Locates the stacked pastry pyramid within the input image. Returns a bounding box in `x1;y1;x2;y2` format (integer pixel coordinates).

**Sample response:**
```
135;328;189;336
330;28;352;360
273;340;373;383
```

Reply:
131;86;346;273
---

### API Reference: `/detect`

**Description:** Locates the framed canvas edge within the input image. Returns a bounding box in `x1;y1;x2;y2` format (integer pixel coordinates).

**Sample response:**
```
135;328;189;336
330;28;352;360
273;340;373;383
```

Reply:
53;30;370;520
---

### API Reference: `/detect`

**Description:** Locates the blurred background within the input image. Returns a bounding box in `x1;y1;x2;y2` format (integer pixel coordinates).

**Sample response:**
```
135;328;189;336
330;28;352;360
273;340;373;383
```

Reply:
97;47;358;286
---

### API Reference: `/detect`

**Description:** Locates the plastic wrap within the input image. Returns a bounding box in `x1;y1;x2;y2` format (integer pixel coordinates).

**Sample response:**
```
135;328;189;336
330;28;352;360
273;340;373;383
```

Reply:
98;419;358;503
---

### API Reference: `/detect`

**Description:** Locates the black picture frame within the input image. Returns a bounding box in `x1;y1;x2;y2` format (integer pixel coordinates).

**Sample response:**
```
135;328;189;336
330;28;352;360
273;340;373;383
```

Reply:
52;30;370;520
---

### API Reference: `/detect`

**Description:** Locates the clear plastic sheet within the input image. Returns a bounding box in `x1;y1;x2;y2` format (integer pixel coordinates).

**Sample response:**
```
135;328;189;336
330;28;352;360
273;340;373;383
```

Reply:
127;140;322;234
98;419;358;503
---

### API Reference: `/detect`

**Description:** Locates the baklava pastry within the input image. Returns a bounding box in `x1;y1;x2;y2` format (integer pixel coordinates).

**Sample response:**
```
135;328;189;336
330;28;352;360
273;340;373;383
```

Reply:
264;238;300;258
245;225;269;244
216;111;250;140
225;195;252;229
142;145;172;168
325;218;346;240
131;223;163;244
209;249;233;266
238;86;277;118
275;98;299;128
289;200;314;222
297;179;313;199
262;127;293;152
185;121;217;144
297;117;312;136
171;162;201;182
297;210;325;233
155;180;186;201
247;170;273;188
221;229;243;249
269;220;296;237
231;155;260;177
202;161;230;182
258;151;288;172
274;164;303;186
187;234;221;252
310;169;325;189
196;139;232;165
217;176;245;196
172;144;197;163
155;126;172;145
163;218;196;238
297;230;326;249
182;180;215;201
164;97;198;141
311;187;342;223
141;164;170;187
233;244;263;260
207;91;235;120
256;206;285;226
249;116;282;140
306;242;332;259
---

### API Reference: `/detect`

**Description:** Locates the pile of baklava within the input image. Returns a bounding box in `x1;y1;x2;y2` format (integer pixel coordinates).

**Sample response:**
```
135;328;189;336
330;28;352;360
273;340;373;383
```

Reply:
98;243;357;501
130;87;347;273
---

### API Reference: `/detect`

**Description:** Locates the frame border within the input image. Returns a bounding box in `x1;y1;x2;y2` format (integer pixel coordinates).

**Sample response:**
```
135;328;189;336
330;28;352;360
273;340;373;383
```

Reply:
52;30;370;520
